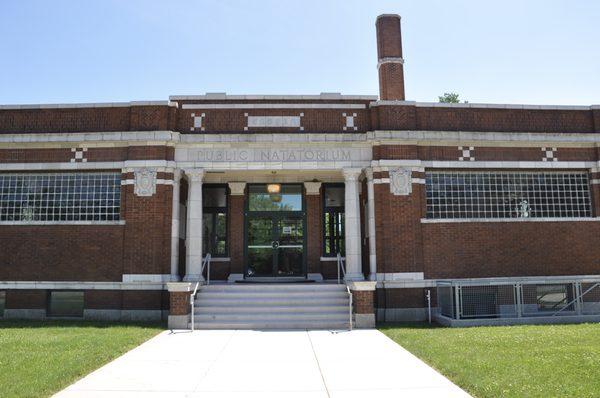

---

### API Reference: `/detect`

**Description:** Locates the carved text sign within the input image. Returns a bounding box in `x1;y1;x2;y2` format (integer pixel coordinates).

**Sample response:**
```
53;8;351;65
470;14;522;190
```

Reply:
179;147;369;163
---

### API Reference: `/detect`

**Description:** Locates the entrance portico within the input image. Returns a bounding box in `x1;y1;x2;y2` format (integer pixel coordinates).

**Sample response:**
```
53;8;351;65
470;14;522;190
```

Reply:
175;136;373;283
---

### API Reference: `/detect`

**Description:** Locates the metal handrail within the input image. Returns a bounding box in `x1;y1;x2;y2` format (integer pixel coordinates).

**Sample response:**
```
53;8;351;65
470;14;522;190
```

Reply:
553;282;600;316
346;284;353;331
190;253;212;331
336;253;346;284
199;253;212;285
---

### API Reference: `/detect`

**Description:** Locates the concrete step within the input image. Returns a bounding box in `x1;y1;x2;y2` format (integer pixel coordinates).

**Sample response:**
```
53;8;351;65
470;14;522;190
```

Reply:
200;283;346;293
196;291;348;300
190;283;351;330
194;305;348;314
194;312;349;322
195;297;350;307
190;320;350;330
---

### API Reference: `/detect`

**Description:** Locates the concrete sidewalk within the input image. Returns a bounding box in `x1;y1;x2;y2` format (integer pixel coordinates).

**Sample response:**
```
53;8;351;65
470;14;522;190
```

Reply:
55;329;470;397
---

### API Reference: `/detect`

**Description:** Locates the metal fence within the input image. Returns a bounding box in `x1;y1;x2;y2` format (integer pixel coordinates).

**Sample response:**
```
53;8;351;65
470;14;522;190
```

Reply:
437;278;600;320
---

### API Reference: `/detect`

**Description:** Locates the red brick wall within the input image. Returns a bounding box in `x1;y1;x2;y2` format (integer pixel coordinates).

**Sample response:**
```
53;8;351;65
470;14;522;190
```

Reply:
0;105;175;134
0;225;124;281
178;108;371;134
169;291;189;315
374;145;598;162
353;290;375;314
374;105;597;134
85;290;122;309
229;194;245;276
2;102;597;136
374;176;425;275
121;183;172;276
5;290;46;309
305;192;322;275
0;145;174;163
376;288;428;309
422;222;600;279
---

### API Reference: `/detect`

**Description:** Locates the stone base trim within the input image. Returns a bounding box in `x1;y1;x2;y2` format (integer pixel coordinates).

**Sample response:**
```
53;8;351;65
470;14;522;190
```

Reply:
435;313;600;327
377;307;432;322
376;272;424;281
0;281;166;290
168;315;190;329
123;274;178;283
4;309;46;319
354;313;376;328
3;309;164;321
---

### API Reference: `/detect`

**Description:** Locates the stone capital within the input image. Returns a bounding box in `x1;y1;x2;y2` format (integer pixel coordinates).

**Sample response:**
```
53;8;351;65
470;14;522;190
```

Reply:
365;168;374;181
228;182;246;196
343;168;363;182
172;168;182;181
184;168;205;182
303;181;322;195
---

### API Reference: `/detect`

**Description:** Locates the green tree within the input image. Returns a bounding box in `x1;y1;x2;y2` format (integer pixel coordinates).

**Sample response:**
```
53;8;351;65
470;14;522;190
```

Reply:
438;92;463;103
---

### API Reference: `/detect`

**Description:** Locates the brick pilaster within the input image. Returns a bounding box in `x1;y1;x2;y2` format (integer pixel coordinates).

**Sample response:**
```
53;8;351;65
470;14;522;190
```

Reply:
229;191;245;277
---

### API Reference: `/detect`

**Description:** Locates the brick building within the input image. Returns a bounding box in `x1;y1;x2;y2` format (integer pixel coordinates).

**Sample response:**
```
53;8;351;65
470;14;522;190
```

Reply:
1;14;599;328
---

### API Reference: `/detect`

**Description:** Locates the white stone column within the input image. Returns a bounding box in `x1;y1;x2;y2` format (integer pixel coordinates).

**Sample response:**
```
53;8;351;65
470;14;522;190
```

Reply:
184;168;205;281
365;168;377;281
170;169;182;281
343;168;364;281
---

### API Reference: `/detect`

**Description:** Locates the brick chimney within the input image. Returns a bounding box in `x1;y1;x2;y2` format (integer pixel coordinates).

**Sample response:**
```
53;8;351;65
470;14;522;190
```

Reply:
376;14;405;101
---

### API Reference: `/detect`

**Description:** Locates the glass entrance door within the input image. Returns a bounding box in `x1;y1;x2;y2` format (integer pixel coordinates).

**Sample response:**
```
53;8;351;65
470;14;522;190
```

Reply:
245;184;306;278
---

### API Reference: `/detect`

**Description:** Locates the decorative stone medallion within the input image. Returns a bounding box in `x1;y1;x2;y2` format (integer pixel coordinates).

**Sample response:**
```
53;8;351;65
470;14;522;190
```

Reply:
134;168;157;197
389;167;412;196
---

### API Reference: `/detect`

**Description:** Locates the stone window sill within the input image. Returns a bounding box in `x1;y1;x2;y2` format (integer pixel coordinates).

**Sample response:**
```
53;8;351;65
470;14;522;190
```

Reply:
0;220;126;226
420;217;600;223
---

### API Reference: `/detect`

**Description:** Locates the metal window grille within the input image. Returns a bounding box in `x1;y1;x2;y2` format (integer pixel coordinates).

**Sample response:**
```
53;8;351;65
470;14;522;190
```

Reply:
426;171;592;219
0;172;121;222
437;278;600;320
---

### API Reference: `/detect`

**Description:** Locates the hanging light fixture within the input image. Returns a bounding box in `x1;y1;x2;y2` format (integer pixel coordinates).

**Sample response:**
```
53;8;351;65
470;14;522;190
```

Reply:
267;183;281;194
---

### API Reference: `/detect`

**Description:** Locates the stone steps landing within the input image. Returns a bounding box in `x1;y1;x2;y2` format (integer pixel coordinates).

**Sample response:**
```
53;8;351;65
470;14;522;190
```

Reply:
190;283;351;330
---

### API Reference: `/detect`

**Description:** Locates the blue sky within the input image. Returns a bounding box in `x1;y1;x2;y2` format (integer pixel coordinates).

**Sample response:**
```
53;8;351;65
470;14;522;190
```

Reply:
1;0;599;105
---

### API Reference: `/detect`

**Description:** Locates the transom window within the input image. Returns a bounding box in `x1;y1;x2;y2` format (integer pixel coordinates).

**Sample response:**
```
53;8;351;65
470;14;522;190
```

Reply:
426;171;592;219
323;184;345;256
0;172;121;222
203;185;228;257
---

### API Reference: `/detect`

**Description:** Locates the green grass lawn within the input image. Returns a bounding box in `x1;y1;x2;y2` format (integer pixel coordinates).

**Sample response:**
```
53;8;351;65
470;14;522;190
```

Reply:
380;322;600;398
0;320;163;398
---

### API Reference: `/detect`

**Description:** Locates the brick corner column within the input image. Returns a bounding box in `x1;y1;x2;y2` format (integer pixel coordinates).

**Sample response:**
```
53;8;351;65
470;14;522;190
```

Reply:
170;168;182;281
166;282;192;329
228;182;246;282
347;281;377;328
365;168;377;281
304;181;323;280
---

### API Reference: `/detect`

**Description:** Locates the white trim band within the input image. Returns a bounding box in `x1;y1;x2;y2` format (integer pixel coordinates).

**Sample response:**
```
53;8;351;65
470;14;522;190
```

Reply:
373;177;425;185
370;100;595;111
122;274;178;283
421;217;600;223
121;178;173;186
0;281;166;290
377;57;405;68
182;103;366;109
